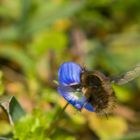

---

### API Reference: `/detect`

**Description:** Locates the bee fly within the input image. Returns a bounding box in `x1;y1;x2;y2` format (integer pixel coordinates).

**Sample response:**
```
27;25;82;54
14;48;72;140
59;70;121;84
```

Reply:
79;69;116;114
70;63;140;114
57;62;140;115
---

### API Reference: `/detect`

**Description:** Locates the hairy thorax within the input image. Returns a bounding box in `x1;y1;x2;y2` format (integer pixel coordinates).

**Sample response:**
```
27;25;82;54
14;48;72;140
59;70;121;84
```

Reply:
81;70;116;114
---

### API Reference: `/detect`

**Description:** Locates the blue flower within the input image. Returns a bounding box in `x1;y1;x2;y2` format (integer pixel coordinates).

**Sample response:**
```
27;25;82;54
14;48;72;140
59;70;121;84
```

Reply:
57;62;95;112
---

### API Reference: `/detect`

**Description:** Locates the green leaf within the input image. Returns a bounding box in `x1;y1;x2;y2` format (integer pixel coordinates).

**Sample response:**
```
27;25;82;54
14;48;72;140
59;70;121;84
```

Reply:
28;30;67;57
26;1;84;35
0;96;26;124
0;71;4;96
0;26;19;41
111;133;140;140
0;46;35;78
0;121;12;135
112;84;133;102
13;110;54;140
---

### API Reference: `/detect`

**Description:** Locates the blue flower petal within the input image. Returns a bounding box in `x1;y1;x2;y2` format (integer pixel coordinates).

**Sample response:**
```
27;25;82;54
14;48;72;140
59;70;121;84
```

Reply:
84;103;95;112
58;62;95;112
58;62;82;85
58;85;86;110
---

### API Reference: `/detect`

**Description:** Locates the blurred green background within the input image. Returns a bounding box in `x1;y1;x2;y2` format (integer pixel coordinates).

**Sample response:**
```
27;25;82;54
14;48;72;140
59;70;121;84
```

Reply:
0;0;140;140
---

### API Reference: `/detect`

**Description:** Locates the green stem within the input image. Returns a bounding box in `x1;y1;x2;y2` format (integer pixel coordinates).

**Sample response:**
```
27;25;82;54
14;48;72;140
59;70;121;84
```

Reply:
46;103;69;137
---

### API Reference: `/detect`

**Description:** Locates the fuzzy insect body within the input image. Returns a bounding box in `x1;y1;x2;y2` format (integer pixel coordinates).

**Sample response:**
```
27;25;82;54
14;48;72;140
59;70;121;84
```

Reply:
80;70;116;114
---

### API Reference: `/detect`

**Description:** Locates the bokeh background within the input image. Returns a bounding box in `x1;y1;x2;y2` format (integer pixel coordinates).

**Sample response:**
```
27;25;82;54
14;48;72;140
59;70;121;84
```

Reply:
0;0;140;140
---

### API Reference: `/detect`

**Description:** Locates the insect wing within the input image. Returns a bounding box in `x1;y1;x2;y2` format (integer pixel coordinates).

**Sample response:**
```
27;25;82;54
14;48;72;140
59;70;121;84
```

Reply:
112;63;140;85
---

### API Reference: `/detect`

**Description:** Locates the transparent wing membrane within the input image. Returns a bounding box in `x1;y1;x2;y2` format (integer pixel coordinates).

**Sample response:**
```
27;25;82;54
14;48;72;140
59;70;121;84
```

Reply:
112;63;140;85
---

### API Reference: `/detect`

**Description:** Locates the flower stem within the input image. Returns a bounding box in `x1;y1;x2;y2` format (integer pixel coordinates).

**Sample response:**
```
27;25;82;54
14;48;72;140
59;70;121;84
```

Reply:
46;103;69;137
